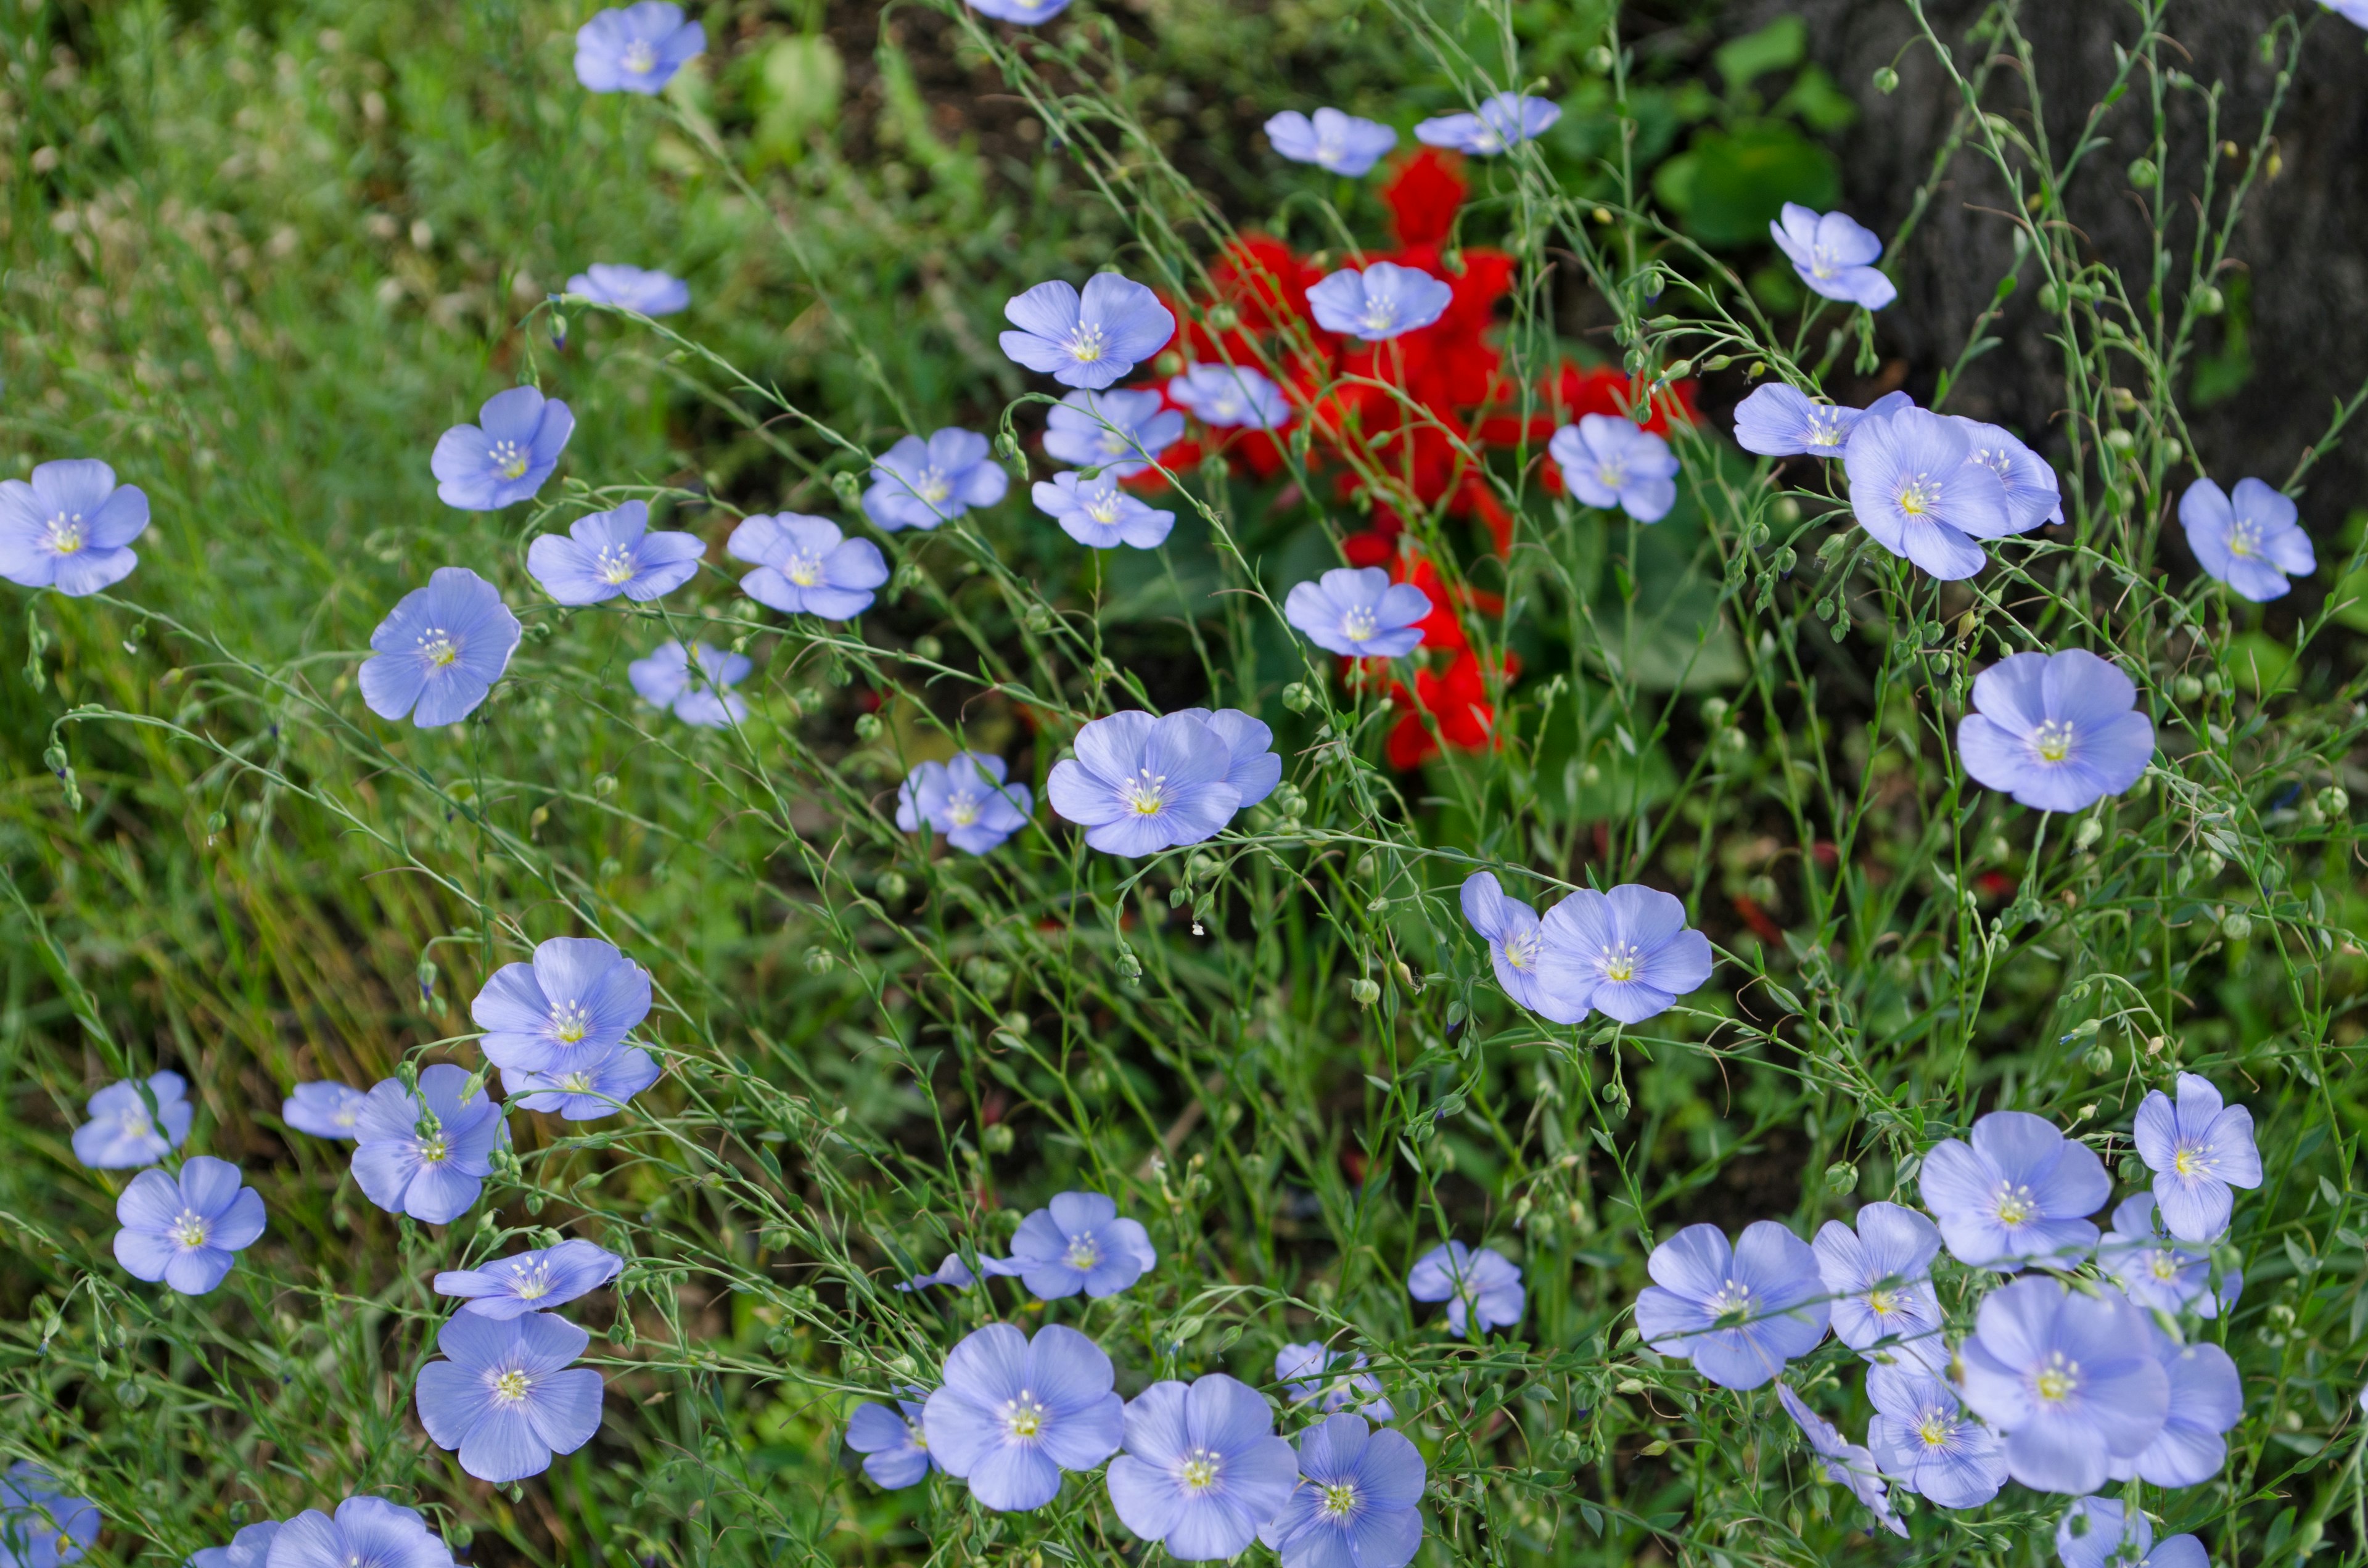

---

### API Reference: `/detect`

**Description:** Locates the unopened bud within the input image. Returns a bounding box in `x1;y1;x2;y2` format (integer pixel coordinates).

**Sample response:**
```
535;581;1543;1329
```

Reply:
1349;977;1381;1006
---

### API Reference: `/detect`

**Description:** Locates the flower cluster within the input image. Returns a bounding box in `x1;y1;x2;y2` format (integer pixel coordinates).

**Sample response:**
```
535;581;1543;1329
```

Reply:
1460;872;1716;1026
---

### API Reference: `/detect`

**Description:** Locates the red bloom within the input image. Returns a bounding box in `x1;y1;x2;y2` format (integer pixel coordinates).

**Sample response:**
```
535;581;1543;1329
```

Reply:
1386;649;1517;769
1381;149;1467;247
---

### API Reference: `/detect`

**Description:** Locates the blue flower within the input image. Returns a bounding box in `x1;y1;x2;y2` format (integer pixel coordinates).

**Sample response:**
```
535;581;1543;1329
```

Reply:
281;1082;368;1140
435;1239;625;1320
1033;471;1176;549
574;3;703;94
1957;649;2155;814
72;1071;191;1168
1843;407;2018;578
629;640;751;728
1265;109;1398;174
472;937;652;1074
350;1064;507;1225
0;458;149;596
1459;872;1587;1024
416;1311;604;1483
1174;707;1281;807
1549;416;1680;523
1866;1362;2007;1509
2105;1325;2242;1488
189;1521;279;1568
527;501;705;605
1257;1414;1426;1568
1044;388;1185;477
2179;476;2314;601
727;513;887;619
1811;1201;1949;1374
1634;1220;1828;1389
1769;203;1898;310
1001;274;1175;390
966;0;1071;22
983;1191;1157;1299
1775;1384;1905;1539
896;1254;978;1292
430;387;573;511
1307;261;1452;341
1406;1241;1523;1338
1958;418;2064;528
1413;92;1560;155
564;264;689;315
922;1323;1124;1511
847;1396;938;1488
1919;1109;2108;1268
358;567;523;728
0;1464;99;1568
1275;1343;1394;1421
2134;1072;2261;1242
1731;386;1912;458
1047;710;1245;856
501;1040;661;1122
1167;364;1293;430
1534;883;1715;1024
1284;566;1431;657
2100;1194;2231;1316
2056;1498;2208;1568
1957;1276;2168;1494
863;429;1009;532
265;1498;450;1568
1108;1374;1299;1561
896;753;1034;855
2326;0;2368;26
112;1155;265;1296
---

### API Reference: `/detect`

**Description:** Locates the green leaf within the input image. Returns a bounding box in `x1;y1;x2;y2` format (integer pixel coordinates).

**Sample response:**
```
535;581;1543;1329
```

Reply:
1774;64;1860;133
1656;121;1840;247
1713;17;1806;92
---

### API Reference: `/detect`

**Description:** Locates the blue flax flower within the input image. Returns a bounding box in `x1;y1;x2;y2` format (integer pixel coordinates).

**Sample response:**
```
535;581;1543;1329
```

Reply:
2329;0;2368;25
574;4;702;93
1276;1344;1394;1421
2134;1070;2261;1242
564;265;689;315
1812;1201;1949;1373
1959;418;2064;528
1634;1220;1828;1389
896;753;1034;855
967;0;1072;22
282;1082;367;1139
473;937;653;1075
1550;416;1680;523
1034;472;1175;550
1731;387;1911;459
1307;262;1452;341
190;1522;279;1568
1168;364;1293;430
847;1395;938;1488
1;1464;99;1568
1174;707;1281;807
1844;407;2017;578
1776;1384;1905;1538
358;568;522;728
1001;275;1175;390
1043;389;1184;477
984;1191;1157;1299
1459;872;1585;1024
1413;92;1560;155
528;501;704;605
629;640;750;728
1535;883;1714;1024
435;1239;625;1320
1770;204;1898;310
431;387;573;511
1406;1241;1524;1338
1957;649;2155;814
1047;711;1244;856
2100;1194;2231;1316
2056;1496;2208;1568
1258;1414;1426;1568
2105;1324;2242;1488
1265;109;1398;175
72;1071;191;1168
351;1064;506;1225
1285;565;1432;657
923;1323;1124;1512
113;1155;265;1296
728;513;887;620
863;429;1009;532
2180;475;2314;602
1867;1362;2007;1509
0;459;149;596
1919;1109;2108;1269
1108;1373;1299;1561
501;1040;661;1121
416;1311;604;1483
268;1499;450;1568
1957;1277;2169;1494
897;1254;978;1292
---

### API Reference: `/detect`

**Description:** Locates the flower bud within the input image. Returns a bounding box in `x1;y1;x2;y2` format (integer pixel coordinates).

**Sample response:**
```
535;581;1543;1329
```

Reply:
2220;910;2253;942
2318;785;2349;818
1349;977;1382;1006
876;871;908;903
1872;65;1900;94
1281;681;1315;713
853;712;882;740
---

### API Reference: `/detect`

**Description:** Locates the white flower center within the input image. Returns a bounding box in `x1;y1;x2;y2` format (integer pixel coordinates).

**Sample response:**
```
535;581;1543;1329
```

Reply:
1320;1480;1360;1518
946;792;981;828
1709;1279;1754;1329
1124;768;1167;816
1809;245;1843;281
2033;1352;2079;1405
2227;519;2261;559
1341;605;1379;642
1992;1181;2037;1226
416;627;460;668
2147;1249;2180;1281
1896;474;1942;517
1179;1448;1222;1492
1915;1413;1953;1448
1595;458;1630;491
911;467;950;506
559;1071;596;1093
1970;445;2014;482
2031;720;2074;765
1866;1287;1899;1316
488;440;531;482
596;544;639;585
1357;298;1399;336
2174;1143;2211;1177
551;1000;593;1045
1085;489;1124;525
509;1260;554;1299
491;1368;532;1404
1066;323;1107;364
621;39;657;75
1065;1234;1102;1271
1806;409;1848;448
1502;928;1542;971
1471;129;1503;154
784;551;823;588
175;1209;212;1250
1003;1390;1050;1440
1212;390;1246;420
418;1136;450;1165
1597;941;1642;984
43;511;87;554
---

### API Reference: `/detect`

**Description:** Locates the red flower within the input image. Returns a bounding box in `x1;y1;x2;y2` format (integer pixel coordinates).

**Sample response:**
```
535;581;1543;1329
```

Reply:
1381;149;1467;247
1386;649;1518;769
